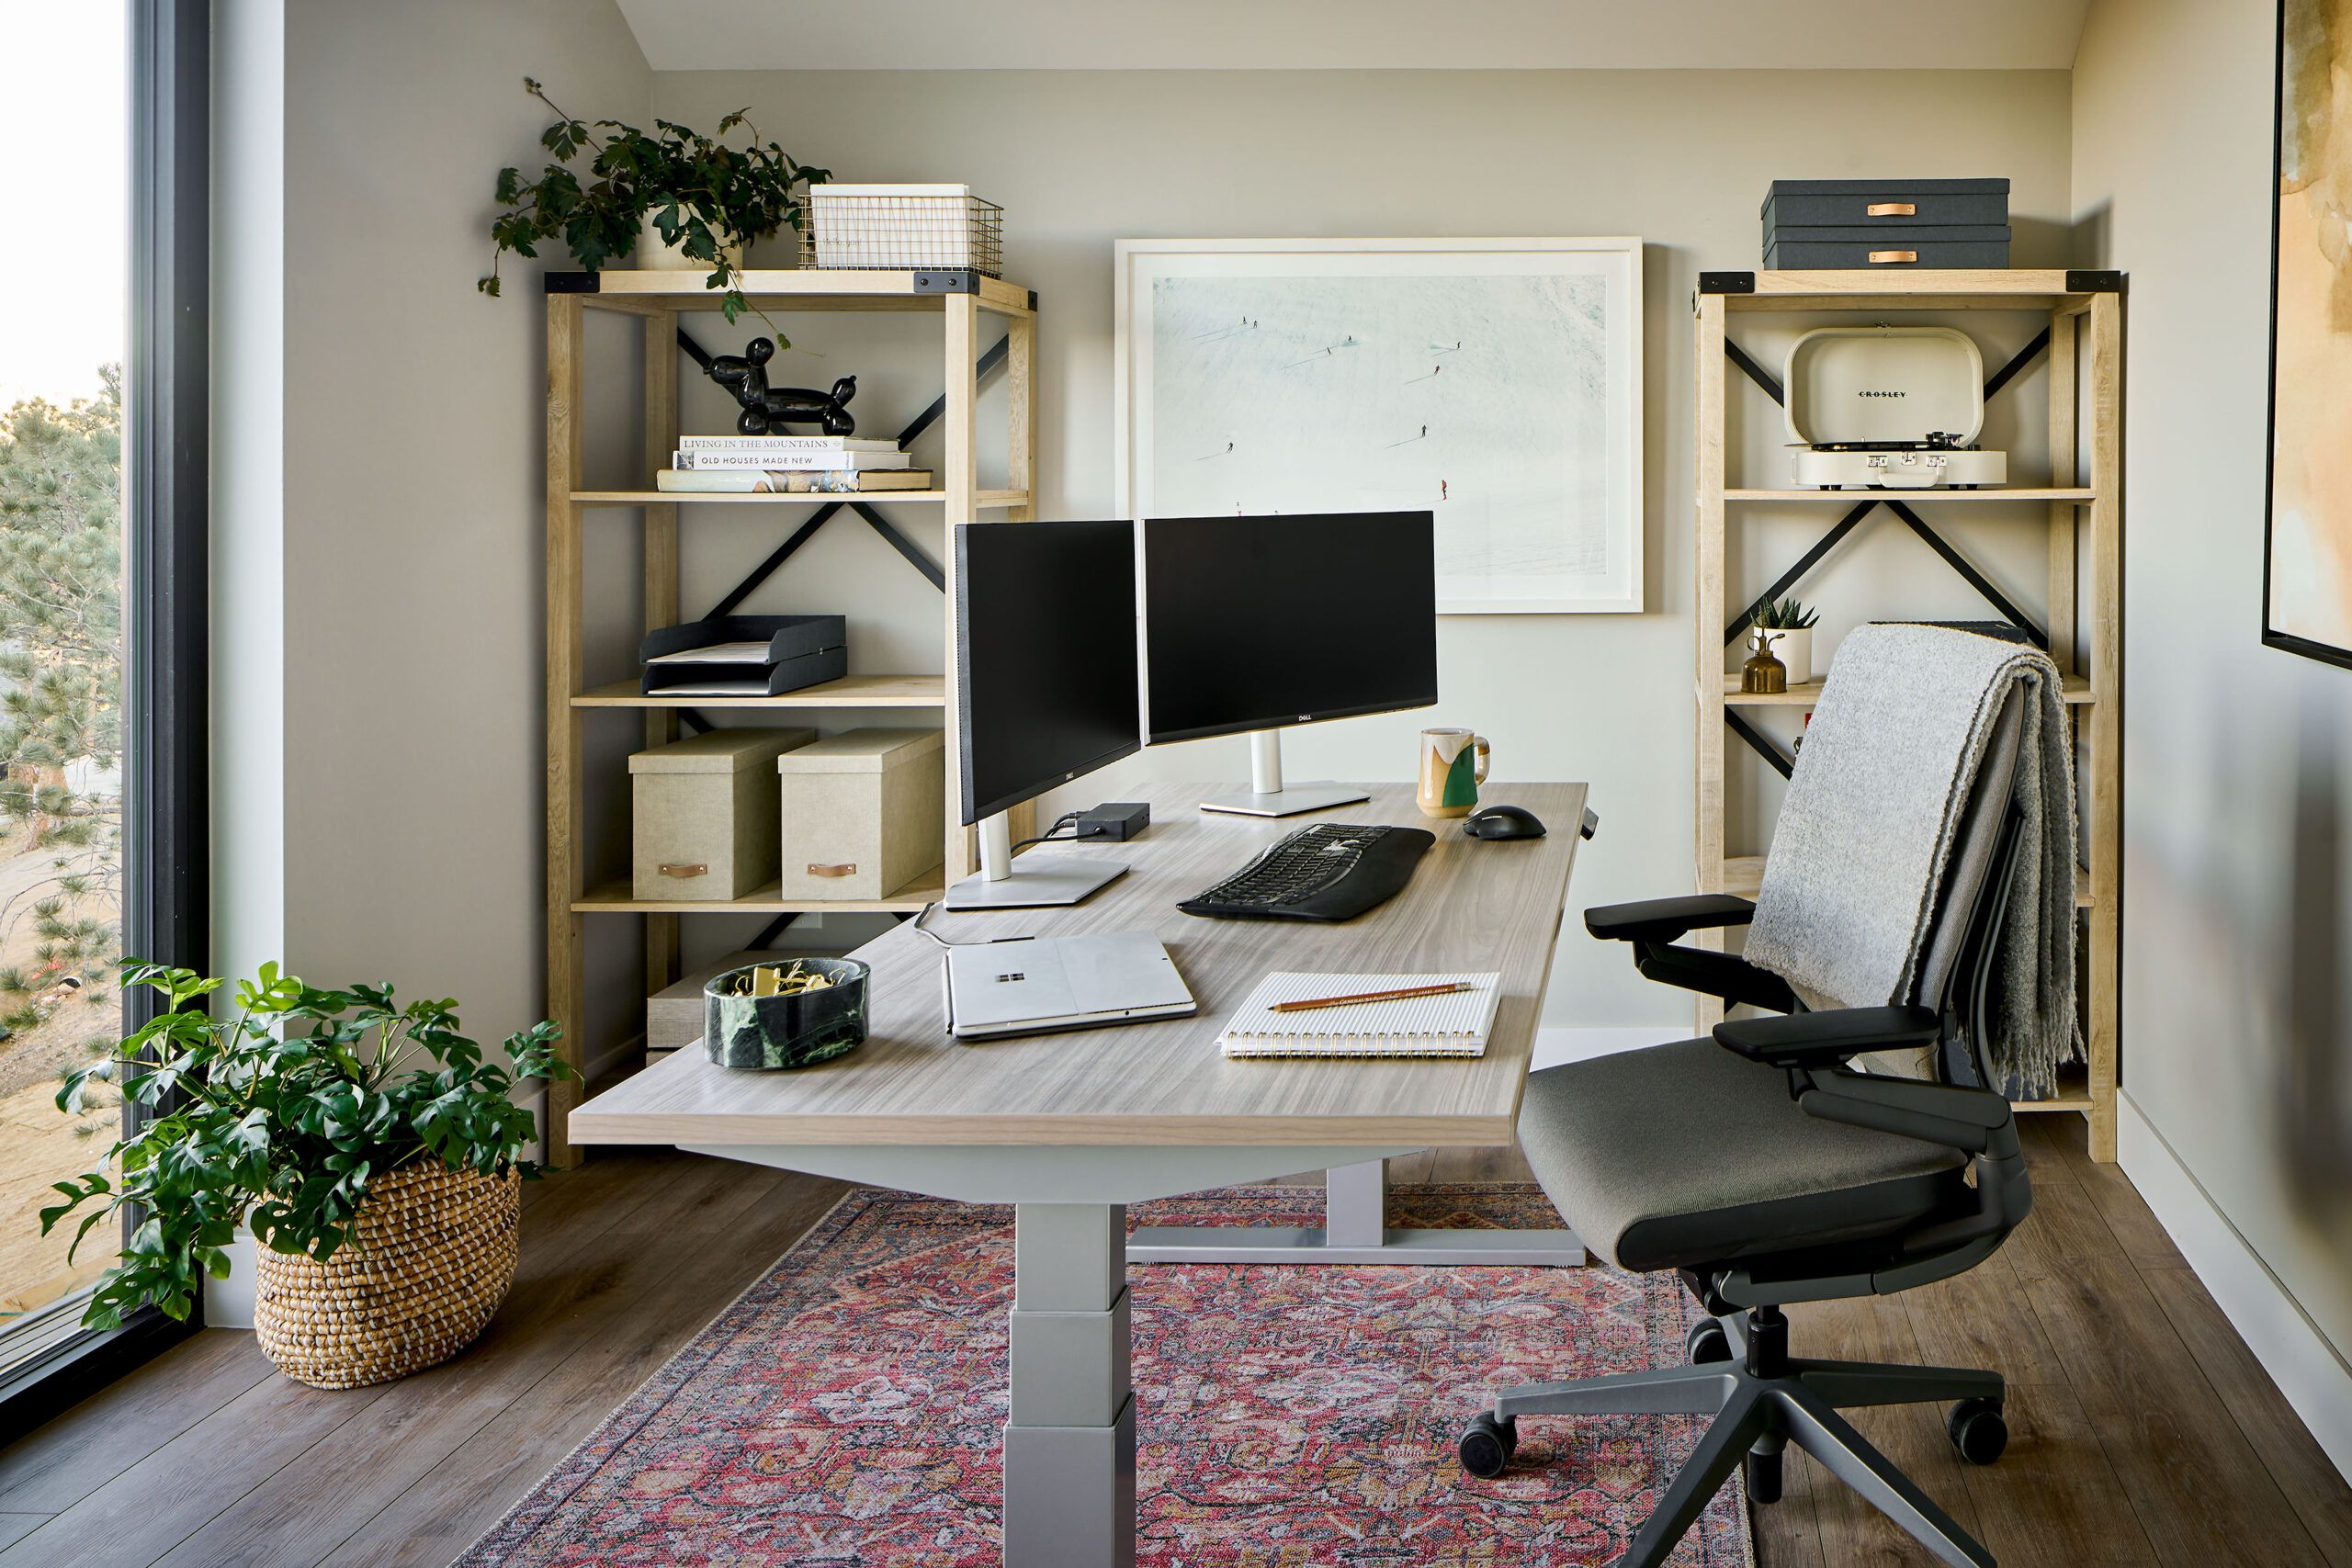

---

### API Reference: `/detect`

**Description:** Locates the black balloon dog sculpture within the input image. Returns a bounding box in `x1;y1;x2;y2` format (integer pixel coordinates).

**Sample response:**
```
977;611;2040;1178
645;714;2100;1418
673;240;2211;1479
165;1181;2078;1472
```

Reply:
702;338;857;435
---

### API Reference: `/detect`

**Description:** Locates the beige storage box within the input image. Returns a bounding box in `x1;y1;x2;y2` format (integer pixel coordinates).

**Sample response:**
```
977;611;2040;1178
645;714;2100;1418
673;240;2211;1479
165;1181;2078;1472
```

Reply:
648;949;767;1054
777;727;946;901
630;728;815;900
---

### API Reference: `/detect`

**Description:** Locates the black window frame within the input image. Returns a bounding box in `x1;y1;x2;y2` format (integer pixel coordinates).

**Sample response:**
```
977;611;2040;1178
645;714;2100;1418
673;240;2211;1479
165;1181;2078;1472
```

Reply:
0;0;210;1435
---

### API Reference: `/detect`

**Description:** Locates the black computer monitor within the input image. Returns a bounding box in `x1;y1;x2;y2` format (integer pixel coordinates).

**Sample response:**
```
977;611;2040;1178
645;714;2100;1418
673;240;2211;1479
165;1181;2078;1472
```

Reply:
948;519;1142;908
1141;511;1438;814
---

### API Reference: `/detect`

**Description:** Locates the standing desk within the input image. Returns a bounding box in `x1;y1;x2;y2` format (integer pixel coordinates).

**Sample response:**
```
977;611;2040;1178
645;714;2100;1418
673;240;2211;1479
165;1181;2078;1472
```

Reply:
570;781;1589;1567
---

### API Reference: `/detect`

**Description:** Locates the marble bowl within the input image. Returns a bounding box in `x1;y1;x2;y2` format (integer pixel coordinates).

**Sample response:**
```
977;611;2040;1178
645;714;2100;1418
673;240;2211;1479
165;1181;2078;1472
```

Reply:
702;957;870;1070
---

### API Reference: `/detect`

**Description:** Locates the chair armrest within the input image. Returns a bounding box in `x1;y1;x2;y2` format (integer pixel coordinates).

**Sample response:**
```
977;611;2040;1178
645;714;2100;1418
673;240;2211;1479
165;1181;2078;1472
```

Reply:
1711;1005;1940;1069
1585;894;1757;944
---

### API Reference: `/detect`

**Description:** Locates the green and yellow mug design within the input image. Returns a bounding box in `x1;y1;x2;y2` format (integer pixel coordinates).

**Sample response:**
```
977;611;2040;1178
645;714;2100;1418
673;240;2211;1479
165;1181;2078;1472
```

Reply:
1418;728;1491;818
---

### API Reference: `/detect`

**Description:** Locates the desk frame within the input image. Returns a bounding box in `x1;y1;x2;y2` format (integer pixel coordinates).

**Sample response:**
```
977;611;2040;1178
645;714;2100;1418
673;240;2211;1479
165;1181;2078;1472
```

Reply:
574;782;1590;1567
1127;1156;1585;1267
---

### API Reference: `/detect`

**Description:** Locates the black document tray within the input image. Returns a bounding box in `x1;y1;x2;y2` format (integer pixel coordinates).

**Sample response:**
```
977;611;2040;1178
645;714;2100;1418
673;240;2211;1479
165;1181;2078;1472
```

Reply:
639;615;848;697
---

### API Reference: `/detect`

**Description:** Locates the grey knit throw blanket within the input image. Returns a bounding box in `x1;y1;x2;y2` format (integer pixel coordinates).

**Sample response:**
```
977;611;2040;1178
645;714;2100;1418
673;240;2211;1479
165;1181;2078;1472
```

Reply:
1744;624;2082;1099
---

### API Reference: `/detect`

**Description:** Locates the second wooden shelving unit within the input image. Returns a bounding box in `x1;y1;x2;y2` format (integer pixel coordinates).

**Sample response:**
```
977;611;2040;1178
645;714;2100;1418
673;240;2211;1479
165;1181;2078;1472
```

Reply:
1693;267;2121;1157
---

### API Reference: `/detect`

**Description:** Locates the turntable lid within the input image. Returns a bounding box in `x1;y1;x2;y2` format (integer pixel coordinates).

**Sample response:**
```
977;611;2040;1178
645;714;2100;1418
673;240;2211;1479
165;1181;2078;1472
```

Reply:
1782;326;1985;449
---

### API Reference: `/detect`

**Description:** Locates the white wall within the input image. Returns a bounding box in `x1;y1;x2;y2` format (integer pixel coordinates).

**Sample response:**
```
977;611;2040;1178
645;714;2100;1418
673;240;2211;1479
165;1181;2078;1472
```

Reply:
650;67;2075;1030
211;0;286;997
260;2;650;1065
2073;0;2352;1470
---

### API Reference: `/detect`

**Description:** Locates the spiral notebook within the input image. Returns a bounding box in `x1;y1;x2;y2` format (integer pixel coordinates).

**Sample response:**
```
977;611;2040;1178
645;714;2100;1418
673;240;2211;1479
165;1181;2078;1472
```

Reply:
1218;972;1504;1059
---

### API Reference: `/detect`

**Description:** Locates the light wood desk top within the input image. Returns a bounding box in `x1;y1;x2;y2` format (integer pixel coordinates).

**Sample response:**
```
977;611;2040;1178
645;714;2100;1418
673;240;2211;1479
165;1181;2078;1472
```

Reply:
570;783;1587;1149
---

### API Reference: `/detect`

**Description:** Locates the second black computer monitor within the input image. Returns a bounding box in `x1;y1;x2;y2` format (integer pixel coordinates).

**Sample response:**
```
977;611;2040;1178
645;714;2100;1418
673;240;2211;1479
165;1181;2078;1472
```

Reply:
1142;510;1438;813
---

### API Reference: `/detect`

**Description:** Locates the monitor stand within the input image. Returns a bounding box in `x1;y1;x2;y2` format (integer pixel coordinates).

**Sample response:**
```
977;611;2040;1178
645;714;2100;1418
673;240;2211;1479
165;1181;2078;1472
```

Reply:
943;812;1127;909
1199;729;1371;818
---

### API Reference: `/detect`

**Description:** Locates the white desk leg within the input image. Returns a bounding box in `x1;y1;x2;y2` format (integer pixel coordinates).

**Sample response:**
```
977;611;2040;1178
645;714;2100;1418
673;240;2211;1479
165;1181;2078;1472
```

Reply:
1126;1157;1586;1267
1005;1202;1136;1568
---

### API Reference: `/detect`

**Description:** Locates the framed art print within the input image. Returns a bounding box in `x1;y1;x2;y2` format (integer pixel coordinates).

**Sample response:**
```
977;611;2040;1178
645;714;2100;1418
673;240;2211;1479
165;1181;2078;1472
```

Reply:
1115;237;1644;615
2267;0;2352;668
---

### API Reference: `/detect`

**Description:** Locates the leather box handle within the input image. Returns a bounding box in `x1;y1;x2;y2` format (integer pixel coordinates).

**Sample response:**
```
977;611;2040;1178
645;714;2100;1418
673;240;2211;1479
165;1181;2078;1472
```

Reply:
658;863;707;879
808;862;857;878
1866;201;1917;217
1868;250;1918;265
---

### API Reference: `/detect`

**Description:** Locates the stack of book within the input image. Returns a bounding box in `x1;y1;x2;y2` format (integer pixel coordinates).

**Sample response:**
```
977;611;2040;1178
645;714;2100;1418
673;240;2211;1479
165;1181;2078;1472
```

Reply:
656;434;934;493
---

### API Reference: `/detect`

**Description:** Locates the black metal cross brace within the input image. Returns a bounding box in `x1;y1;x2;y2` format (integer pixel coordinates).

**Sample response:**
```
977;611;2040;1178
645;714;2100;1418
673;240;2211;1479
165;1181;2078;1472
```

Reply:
1724;326;2051;409
1717;327;2054;777
1725;710;1794;779
679;331;1012;619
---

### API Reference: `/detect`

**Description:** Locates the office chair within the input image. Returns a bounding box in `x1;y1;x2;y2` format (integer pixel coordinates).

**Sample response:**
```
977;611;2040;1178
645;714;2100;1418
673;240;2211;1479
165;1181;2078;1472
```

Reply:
1459;689;2039;1568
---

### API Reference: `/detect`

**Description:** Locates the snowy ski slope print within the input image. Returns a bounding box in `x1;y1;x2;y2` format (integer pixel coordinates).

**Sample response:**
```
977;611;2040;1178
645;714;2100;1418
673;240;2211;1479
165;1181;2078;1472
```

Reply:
1116;239;1643;613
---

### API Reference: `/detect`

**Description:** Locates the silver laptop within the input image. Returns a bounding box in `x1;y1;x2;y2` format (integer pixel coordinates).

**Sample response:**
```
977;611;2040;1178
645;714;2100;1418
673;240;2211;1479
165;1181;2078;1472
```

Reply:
944;929;1197;1041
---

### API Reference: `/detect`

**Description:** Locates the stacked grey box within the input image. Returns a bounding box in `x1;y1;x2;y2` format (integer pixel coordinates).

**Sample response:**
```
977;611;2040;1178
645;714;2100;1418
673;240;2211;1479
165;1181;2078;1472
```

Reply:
1762;177;2010;269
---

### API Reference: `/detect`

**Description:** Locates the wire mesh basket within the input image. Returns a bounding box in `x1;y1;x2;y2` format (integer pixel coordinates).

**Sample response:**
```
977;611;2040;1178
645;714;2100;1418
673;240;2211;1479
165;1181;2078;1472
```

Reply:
800;184;1004;276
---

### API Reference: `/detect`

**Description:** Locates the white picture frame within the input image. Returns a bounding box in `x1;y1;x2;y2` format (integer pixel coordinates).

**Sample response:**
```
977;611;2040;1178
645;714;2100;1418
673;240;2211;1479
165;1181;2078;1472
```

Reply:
1114;236;1644;615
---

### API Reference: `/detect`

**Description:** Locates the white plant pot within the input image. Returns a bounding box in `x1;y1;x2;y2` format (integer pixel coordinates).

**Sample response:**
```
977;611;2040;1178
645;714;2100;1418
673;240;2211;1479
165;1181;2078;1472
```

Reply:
636;210;746;274
1770;627;1814;685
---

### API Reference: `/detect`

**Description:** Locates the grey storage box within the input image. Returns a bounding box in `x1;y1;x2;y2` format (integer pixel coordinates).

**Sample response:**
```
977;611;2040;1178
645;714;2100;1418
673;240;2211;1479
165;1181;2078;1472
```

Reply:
1764;234;2010;270
777;728;946;901
630;728;816;900
1762;177;2010;270
1760;177;2009;231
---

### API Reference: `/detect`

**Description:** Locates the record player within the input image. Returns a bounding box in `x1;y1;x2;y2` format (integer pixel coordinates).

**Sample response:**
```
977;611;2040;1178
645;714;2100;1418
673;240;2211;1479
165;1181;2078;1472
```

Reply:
1783;325;2007;490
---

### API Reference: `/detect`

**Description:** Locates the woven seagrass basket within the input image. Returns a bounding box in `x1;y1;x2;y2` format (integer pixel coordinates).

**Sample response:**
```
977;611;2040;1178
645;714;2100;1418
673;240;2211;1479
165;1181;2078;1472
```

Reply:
252;1164;520;1390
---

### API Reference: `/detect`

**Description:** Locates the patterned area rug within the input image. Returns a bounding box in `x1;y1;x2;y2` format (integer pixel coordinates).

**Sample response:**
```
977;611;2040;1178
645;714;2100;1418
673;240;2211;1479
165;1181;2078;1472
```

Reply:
458;1183;1753;1567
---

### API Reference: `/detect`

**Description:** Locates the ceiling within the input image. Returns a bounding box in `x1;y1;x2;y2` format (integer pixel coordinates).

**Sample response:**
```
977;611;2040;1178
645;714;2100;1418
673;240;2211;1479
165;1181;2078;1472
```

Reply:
615;0;2092;73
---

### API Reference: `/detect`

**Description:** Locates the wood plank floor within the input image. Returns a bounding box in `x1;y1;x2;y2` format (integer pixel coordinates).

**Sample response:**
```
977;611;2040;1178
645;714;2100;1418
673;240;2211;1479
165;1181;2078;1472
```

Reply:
1;1117;2345;1566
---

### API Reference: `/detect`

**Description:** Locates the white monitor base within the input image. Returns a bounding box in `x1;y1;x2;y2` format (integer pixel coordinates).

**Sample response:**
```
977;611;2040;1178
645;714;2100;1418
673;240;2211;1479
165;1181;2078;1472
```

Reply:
1198;783;1372;818
944;853;1128;909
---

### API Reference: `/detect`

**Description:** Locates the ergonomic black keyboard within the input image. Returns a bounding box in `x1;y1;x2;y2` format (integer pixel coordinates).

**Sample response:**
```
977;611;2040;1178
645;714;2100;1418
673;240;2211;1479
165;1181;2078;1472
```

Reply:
1177;821;1435;922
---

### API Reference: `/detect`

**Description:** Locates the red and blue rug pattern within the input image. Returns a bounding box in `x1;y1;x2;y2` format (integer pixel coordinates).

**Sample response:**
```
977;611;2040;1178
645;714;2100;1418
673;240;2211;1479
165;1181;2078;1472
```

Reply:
458;1183;1753;1567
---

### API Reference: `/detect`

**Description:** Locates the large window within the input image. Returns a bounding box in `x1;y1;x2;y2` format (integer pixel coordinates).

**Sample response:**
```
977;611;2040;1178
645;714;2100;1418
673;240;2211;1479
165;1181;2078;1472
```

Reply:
0;0;206;1423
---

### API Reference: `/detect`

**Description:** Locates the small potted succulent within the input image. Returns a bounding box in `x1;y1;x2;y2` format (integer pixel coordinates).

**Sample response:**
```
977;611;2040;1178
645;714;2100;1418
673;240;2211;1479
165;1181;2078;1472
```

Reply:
41;961;573;1389
1749;597;1822;684
478;78;829;325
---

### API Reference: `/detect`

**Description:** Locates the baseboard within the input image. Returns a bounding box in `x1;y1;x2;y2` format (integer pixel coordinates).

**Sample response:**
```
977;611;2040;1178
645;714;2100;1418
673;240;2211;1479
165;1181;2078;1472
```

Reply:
1532;1026;1686;1072
2119;1090;2352;1483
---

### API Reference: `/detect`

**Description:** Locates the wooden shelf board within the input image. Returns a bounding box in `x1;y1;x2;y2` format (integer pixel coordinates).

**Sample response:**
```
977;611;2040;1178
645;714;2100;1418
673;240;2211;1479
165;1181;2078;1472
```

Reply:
574;674;944;709
571;489;1028;508
574;872;946;916
2012;1095;2096;1113
1714;855;2093;908
1719;271;2097;312
1715;672;2092;707
560;268;1035;314
1724;488;2097;503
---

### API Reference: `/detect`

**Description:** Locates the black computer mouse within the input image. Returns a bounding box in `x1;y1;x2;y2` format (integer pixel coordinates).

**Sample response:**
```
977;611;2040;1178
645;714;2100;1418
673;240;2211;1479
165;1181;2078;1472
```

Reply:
1464;804;1546;840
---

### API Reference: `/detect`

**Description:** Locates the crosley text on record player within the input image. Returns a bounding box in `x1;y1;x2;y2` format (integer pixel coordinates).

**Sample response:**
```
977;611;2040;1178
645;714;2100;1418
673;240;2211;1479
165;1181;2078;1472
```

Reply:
1783;325;2007;490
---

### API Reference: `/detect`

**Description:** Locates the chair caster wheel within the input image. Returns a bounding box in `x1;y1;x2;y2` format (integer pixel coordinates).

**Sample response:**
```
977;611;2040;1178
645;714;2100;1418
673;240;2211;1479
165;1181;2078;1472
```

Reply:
1948;1397;2007;1464
1747;1448;1783;1505
1685;1317;1733;1365
1458;1412;1518;1479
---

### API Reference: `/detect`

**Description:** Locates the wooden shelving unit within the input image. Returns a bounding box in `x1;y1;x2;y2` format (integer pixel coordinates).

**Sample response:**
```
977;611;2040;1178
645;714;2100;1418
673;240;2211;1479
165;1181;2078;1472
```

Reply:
1693;268;2122;1157
544;267;1038;1164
